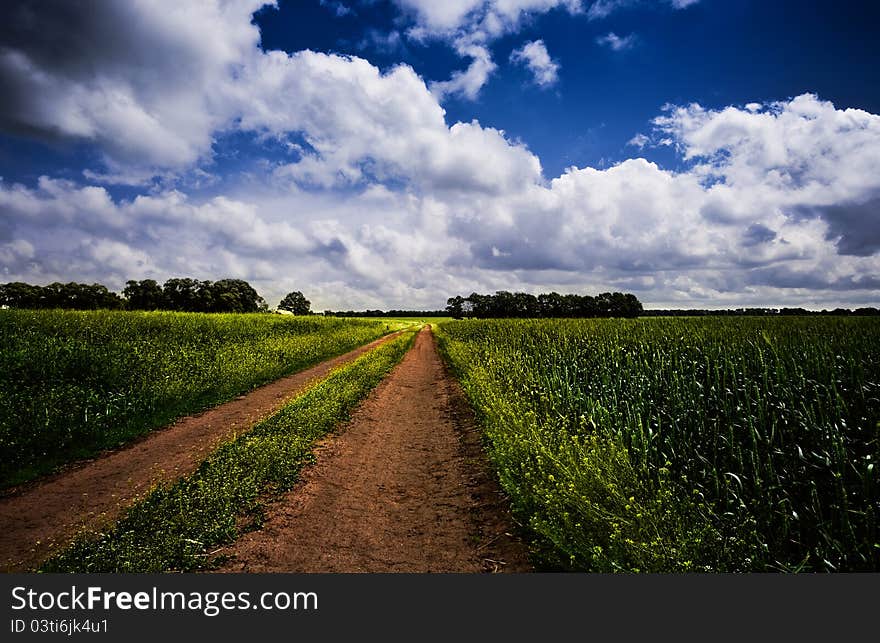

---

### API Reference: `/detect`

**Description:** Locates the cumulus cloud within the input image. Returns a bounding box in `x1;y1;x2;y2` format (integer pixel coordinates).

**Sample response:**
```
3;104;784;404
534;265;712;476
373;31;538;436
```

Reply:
0;174;481;309
229;49;540;191
0;0;269;180
395;1;581;99
653;94;880;257
5;91;879;309
596;32;637;51
0;3;877;309
510;40;560;87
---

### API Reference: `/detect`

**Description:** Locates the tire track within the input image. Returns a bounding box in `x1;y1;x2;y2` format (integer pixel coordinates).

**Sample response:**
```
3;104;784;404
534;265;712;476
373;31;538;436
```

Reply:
217;327;530;573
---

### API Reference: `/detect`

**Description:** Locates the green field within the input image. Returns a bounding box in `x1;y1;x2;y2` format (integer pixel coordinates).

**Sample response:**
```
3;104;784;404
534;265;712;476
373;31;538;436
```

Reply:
0;309;390;487
435;317;880;571
5;309;878;573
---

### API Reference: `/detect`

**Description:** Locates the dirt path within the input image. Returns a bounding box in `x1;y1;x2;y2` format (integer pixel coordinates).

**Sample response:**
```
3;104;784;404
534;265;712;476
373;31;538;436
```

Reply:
218;327;531;573
0;332;402;572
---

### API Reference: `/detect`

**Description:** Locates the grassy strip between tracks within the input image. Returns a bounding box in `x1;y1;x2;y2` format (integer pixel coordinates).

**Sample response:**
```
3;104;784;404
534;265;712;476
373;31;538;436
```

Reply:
42;329;418;572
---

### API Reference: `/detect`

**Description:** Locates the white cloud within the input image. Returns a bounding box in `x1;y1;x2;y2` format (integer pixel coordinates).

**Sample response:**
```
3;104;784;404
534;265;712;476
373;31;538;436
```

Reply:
596;32;636;51
395;1;581;99
0;4;877;309
510;40;560;87
0;0;270;179
231;49;539;192
628;133;650;148
395;0;583;39
358;30;405;54
587;0;633;19
429;43;498;100
5;92;879;309
653;94;880;257
653;94;880;205
394;0;485;33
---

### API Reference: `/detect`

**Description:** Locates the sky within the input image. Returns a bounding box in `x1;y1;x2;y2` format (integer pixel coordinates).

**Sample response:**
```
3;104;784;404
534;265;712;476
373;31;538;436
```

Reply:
0;0;878;310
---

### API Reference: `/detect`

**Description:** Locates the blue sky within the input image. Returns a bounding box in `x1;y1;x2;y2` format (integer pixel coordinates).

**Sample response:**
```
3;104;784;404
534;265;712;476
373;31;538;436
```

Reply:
1;0;878;309
256;0;880;177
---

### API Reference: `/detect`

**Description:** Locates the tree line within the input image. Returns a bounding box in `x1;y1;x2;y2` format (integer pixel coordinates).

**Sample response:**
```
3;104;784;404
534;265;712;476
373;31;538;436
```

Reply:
641;307;880;316
124;279;268;312
446;291;643;318
0;279;312;314
0;281;124;311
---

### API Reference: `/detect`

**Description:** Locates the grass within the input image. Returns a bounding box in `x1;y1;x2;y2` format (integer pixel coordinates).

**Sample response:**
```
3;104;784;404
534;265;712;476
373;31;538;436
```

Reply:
42;329;417;573
435;317;880;572
0;309;391;488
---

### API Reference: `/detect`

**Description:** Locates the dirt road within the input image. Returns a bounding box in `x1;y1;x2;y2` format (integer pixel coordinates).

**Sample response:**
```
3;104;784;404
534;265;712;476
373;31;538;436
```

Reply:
218;327;531;573
0;332;401;572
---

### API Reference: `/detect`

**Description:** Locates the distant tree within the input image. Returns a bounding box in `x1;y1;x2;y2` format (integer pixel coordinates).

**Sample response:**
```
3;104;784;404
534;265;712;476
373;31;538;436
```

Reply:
0;282;122;310
446;296;465;319
1;278;271;312
157;277;265;313
278;291;311;315
210;279;264;313
442;290;644;319
571;294;597;317
124;279;165;310
43;282;123;309
162;278;201;312
513;292;539;317
466;292;491;318
621;293;643;318
537;292;564;317
0;282;41;308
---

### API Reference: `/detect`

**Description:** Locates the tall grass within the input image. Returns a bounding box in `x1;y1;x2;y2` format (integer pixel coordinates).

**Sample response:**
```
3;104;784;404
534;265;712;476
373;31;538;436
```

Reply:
0;309;390;487
436;317;880;571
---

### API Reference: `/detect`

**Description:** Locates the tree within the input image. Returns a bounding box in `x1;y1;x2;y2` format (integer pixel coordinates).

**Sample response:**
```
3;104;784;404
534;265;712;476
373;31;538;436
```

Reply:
209;279;263;313
443;290;644;319
278;291;311;315
162;278;201;311
0;282;41;308
538;292;565;317
0;282;123;310
124;279;165;310
446;296;465;319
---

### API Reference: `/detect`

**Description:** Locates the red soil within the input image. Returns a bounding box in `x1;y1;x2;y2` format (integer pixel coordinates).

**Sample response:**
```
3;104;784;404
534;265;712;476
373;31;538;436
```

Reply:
216;327;531;573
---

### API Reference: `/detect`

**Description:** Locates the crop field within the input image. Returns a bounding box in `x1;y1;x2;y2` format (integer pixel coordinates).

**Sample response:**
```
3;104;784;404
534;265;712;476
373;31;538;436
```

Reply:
0;309;391;487
436;317;880;572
